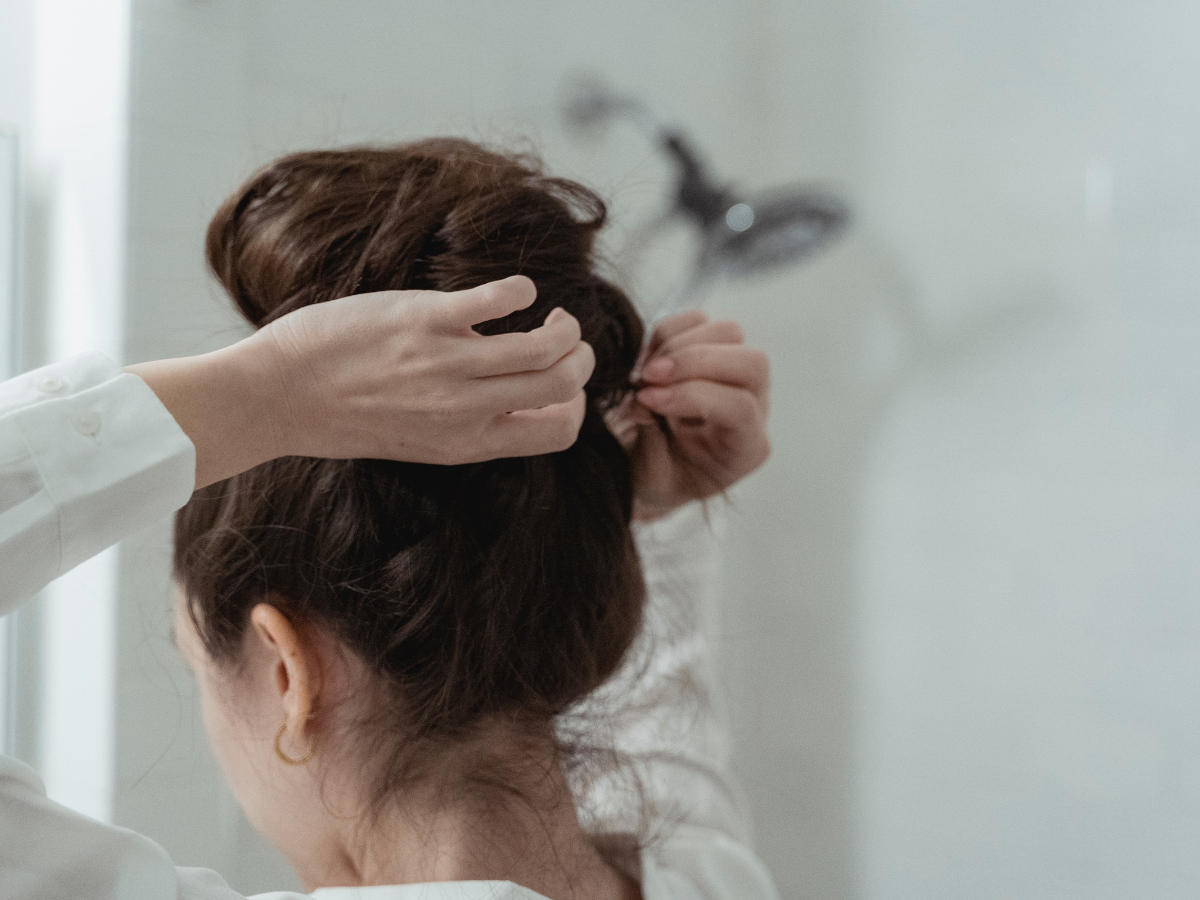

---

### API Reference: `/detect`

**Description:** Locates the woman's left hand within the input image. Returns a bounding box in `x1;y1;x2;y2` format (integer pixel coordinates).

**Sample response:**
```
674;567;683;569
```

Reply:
610;311;771;522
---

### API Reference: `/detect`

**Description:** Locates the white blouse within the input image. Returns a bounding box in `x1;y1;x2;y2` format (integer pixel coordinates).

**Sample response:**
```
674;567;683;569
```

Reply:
0;354;779;900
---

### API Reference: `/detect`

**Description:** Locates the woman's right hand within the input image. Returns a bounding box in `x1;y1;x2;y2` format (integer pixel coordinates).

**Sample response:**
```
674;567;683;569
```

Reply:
130;275;596;489
257;274;595;465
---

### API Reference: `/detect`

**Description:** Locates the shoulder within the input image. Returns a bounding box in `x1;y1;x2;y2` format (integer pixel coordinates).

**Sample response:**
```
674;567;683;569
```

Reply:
181;866;312;900
1;754;177;898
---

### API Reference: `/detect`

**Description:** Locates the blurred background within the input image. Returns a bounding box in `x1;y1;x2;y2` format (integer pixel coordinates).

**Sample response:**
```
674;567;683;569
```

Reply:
2;1;1199;898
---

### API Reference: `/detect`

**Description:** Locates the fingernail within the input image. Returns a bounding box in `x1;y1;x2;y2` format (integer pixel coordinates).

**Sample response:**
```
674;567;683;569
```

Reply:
637;386;670;407
544;307;566;325
641;357;675;381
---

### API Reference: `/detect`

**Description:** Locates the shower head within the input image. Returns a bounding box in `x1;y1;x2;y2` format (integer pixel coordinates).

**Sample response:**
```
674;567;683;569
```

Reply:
562;79;850;284
697;189;849;279
657;129;849;280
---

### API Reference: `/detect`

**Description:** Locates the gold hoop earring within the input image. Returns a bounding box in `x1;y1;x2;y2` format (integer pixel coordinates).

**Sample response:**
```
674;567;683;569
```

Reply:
274;721;315;766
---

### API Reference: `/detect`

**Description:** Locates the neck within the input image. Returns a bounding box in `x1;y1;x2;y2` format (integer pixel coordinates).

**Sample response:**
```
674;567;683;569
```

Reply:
297;729;638;900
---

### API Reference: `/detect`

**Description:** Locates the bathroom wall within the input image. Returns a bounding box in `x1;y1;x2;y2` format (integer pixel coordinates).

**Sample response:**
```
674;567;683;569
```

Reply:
851;2;1200;897
5;1;1196;898
114;2;278;887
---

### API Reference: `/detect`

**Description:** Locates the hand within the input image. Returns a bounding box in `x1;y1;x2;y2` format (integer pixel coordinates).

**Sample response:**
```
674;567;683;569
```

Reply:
258;275;595;465
610;311;771;522
129;276;595;489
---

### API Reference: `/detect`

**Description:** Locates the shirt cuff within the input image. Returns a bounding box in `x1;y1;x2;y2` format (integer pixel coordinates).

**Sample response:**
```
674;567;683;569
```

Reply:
7;353;196;578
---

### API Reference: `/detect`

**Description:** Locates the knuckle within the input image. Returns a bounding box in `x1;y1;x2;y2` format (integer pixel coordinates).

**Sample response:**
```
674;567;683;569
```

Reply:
407;294;441;330
551;367;581;402
718;320;745;344
521;345;545;372
410;289;439;316
527;337;559;371
570;346;594;381
561;310;583;340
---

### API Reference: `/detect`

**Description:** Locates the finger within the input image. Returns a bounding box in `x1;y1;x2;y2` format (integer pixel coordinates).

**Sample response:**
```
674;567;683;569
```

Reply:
639;344;770;406
602;394;640;451
473;340;595;412
434;275;538;331
645;309;709;358
480;392;588;458
649;319;745;363
463;309;585;377
636;380;762;433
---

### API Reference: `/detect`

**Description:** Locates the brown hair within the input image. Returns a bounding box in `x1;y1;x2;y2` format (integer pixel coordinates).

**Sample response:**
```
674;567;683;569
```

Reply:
174;139;646;797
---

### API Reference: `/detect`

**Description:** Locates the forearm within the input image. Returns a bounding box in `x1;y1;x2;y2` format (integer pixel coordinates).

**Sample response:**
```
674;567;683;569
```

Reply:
0;340;281;613
125;334;283;490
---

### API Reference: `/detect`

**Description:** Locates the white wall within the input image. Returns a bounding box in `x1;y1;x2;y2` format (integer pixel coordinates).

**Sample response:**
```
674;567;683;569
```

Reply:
853;2;1200;898
115;2;280;887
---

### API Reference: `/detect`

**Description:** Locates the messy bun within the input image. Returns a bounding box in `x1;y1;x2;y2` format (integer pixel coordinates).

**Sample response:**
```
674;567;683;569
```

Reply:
174;140;646;789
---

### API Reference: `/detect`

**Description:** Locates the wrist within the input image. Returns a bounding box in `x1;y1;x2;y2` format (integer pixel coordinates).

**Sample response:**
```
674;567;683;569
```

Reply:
221;330;293;463
632;496;685;523
125;335;288;490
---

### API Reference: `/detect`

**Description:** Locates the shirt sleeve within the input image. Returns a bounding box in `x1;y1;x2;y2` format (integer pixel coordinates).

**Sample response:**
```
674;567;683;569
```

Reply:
565;503;755;845
567;504;781;900
0;752;310;900
0;353;196;617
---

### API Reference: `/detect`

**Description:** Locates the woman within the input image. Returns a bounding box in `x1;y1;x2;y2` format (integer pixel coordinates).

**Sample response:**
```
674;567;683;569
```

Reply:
1;139;774;900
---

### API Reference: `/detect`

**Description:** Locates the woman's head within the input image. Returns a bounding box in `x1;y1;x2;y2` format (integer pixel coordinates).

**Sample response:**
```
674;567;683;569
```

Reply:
173;140;646;843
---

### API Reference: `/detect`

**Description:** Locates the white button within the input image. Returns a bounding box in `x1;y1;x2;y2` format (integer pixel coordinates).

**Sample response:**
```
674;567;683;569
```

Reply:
71;410;102;437
36;375;65;394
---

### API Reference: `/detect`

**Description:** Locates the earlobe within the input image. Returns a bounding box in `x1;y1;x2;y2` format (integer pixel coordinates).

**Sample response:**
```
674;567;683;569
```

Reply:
249;602;318;738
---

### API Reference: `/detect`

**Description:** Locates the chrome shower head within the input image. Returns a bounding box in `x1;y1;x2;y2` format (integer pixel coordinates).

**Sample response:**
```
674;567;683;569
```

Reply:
696;189;849;279
563;80;850;285
656;129;849;279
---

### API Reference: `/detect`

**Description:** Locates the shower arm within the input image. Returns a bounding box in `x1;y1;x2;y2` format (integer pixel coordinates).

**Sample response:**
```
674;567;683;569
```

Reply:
568;88;733;227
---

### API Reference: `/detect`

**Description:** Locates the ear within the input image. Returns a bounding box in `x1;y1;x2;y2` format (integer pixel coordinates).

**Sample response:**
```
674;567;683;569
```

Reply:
249;603;322;744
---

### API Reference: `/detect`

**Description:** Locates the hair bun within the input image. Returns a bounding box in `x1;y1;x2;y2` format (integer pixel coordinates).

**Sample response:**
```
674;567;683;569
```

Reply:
179;139;647;792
